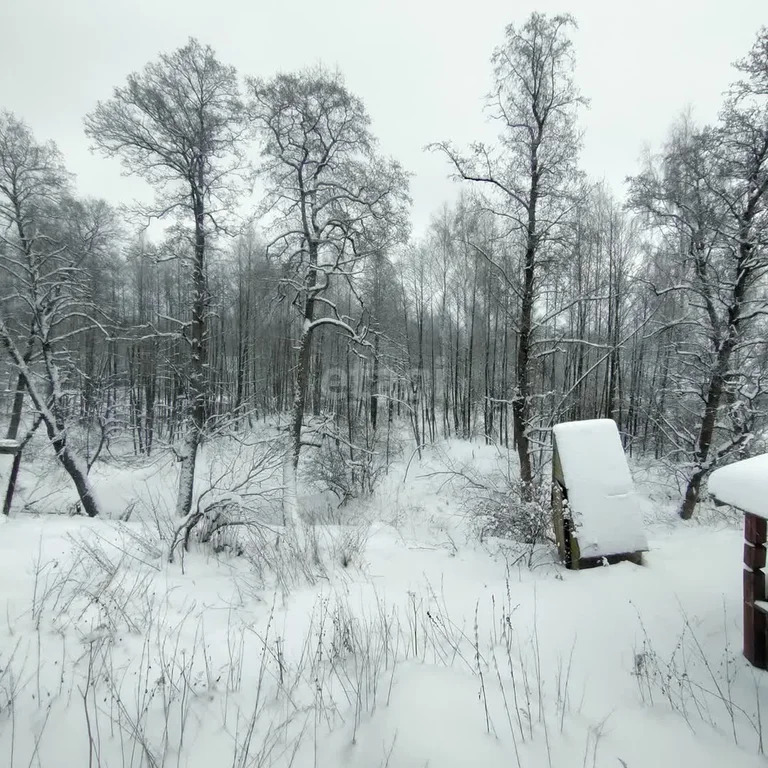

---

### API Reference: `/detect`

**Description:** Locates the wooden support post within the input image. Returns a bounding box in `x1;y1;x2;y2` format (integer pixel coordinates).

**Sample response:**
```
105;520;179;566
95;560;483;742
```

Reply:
1;440;22;517
743;512;768;669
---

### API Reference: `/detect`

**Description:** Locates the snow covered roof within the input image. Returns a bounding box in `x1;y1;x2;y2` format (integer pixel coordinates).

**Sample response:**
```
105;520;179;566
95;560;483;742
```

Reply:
552;418;648;559
709;454;768;519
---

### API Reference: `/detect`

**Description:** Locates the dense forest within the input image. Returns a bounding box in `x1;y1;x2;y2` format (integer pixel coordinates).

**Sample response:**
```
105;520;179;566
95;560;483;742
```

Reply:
1;13;767;529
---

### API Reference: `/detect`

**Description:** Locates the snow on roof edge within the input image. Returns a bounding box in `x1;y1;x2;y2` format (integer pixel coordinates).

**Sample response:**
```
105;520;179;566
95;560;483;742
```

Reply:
709;454;768;519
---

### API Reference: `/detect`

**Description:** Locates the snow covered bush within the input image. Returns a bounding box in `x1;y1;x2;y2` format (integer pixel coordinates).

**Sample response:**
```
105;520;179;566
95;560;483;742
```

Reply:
437;446;554;561
476;479;552;546
305;419;402;506
168;436;283;561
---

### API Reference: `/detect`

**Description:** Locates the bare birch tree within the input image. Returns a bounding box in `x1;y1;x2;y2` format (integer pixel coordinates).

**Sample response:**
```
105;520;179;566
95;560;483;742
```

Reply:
0;113;120;516
432;12;586;486
630;29;768;518
247;67;409;536
85;38;245;518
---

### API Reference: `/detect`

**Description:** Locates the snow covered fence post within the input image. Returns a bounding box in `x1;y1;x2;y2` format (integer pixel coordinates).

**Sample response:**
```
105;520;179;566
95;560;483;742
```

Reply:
0;439;21;516
709;455;768;669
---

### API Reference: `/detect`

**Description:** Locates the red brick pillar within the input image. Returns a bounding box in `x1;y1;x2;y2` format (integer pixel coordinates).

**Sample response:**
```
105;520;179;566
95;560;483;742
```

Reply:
743;513;767;668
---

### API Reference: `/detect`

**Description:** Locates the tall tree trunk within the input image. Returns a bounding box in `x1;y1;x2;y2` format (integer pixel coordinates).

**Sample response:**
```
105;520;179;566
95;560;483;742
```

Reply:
680;242;748;519
513;164;539;487
176;186;207;518
290;328;314;470
679;335;737;519
5;332;34;441
370;334;381;430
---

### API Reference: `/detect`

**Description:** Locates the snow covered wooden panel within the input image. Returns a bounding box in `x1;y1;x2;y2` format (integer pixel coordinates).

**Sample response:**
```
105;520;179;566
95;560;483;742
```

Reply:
709;454;768;519
552;418;647;563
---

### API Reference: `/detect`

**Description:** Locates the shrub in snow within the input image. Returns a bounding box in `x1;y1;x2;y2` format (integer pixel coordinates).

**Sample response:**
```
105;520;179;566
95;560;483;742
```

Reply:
436;447;555;564
305;418;402;506
168;437;283;561
477;479;552;547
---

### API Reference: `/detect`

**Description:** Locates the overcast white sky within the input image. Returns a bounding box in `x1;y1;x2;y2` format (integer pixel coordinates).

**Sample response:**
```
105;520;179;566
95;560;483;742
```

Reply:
1;0;765;236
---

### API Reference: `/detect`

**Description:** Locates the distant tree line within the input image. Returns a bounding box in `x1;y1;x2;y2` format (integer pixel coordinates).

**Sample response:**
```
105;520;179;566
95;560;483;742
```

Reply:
1;16;767;524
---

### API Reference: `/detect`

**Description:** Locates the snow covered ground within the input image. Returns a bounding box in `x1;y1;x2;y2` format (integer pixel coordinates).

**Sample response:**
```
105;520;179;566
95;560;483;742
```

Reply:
0;436;765;767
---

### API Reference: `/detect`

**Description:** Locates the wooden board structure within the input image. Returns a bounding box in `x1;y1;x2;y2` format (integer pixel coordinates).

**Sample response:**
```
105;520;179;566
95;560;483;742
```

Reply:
551;419;647;570
0;439;22;517
709;454;768;670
